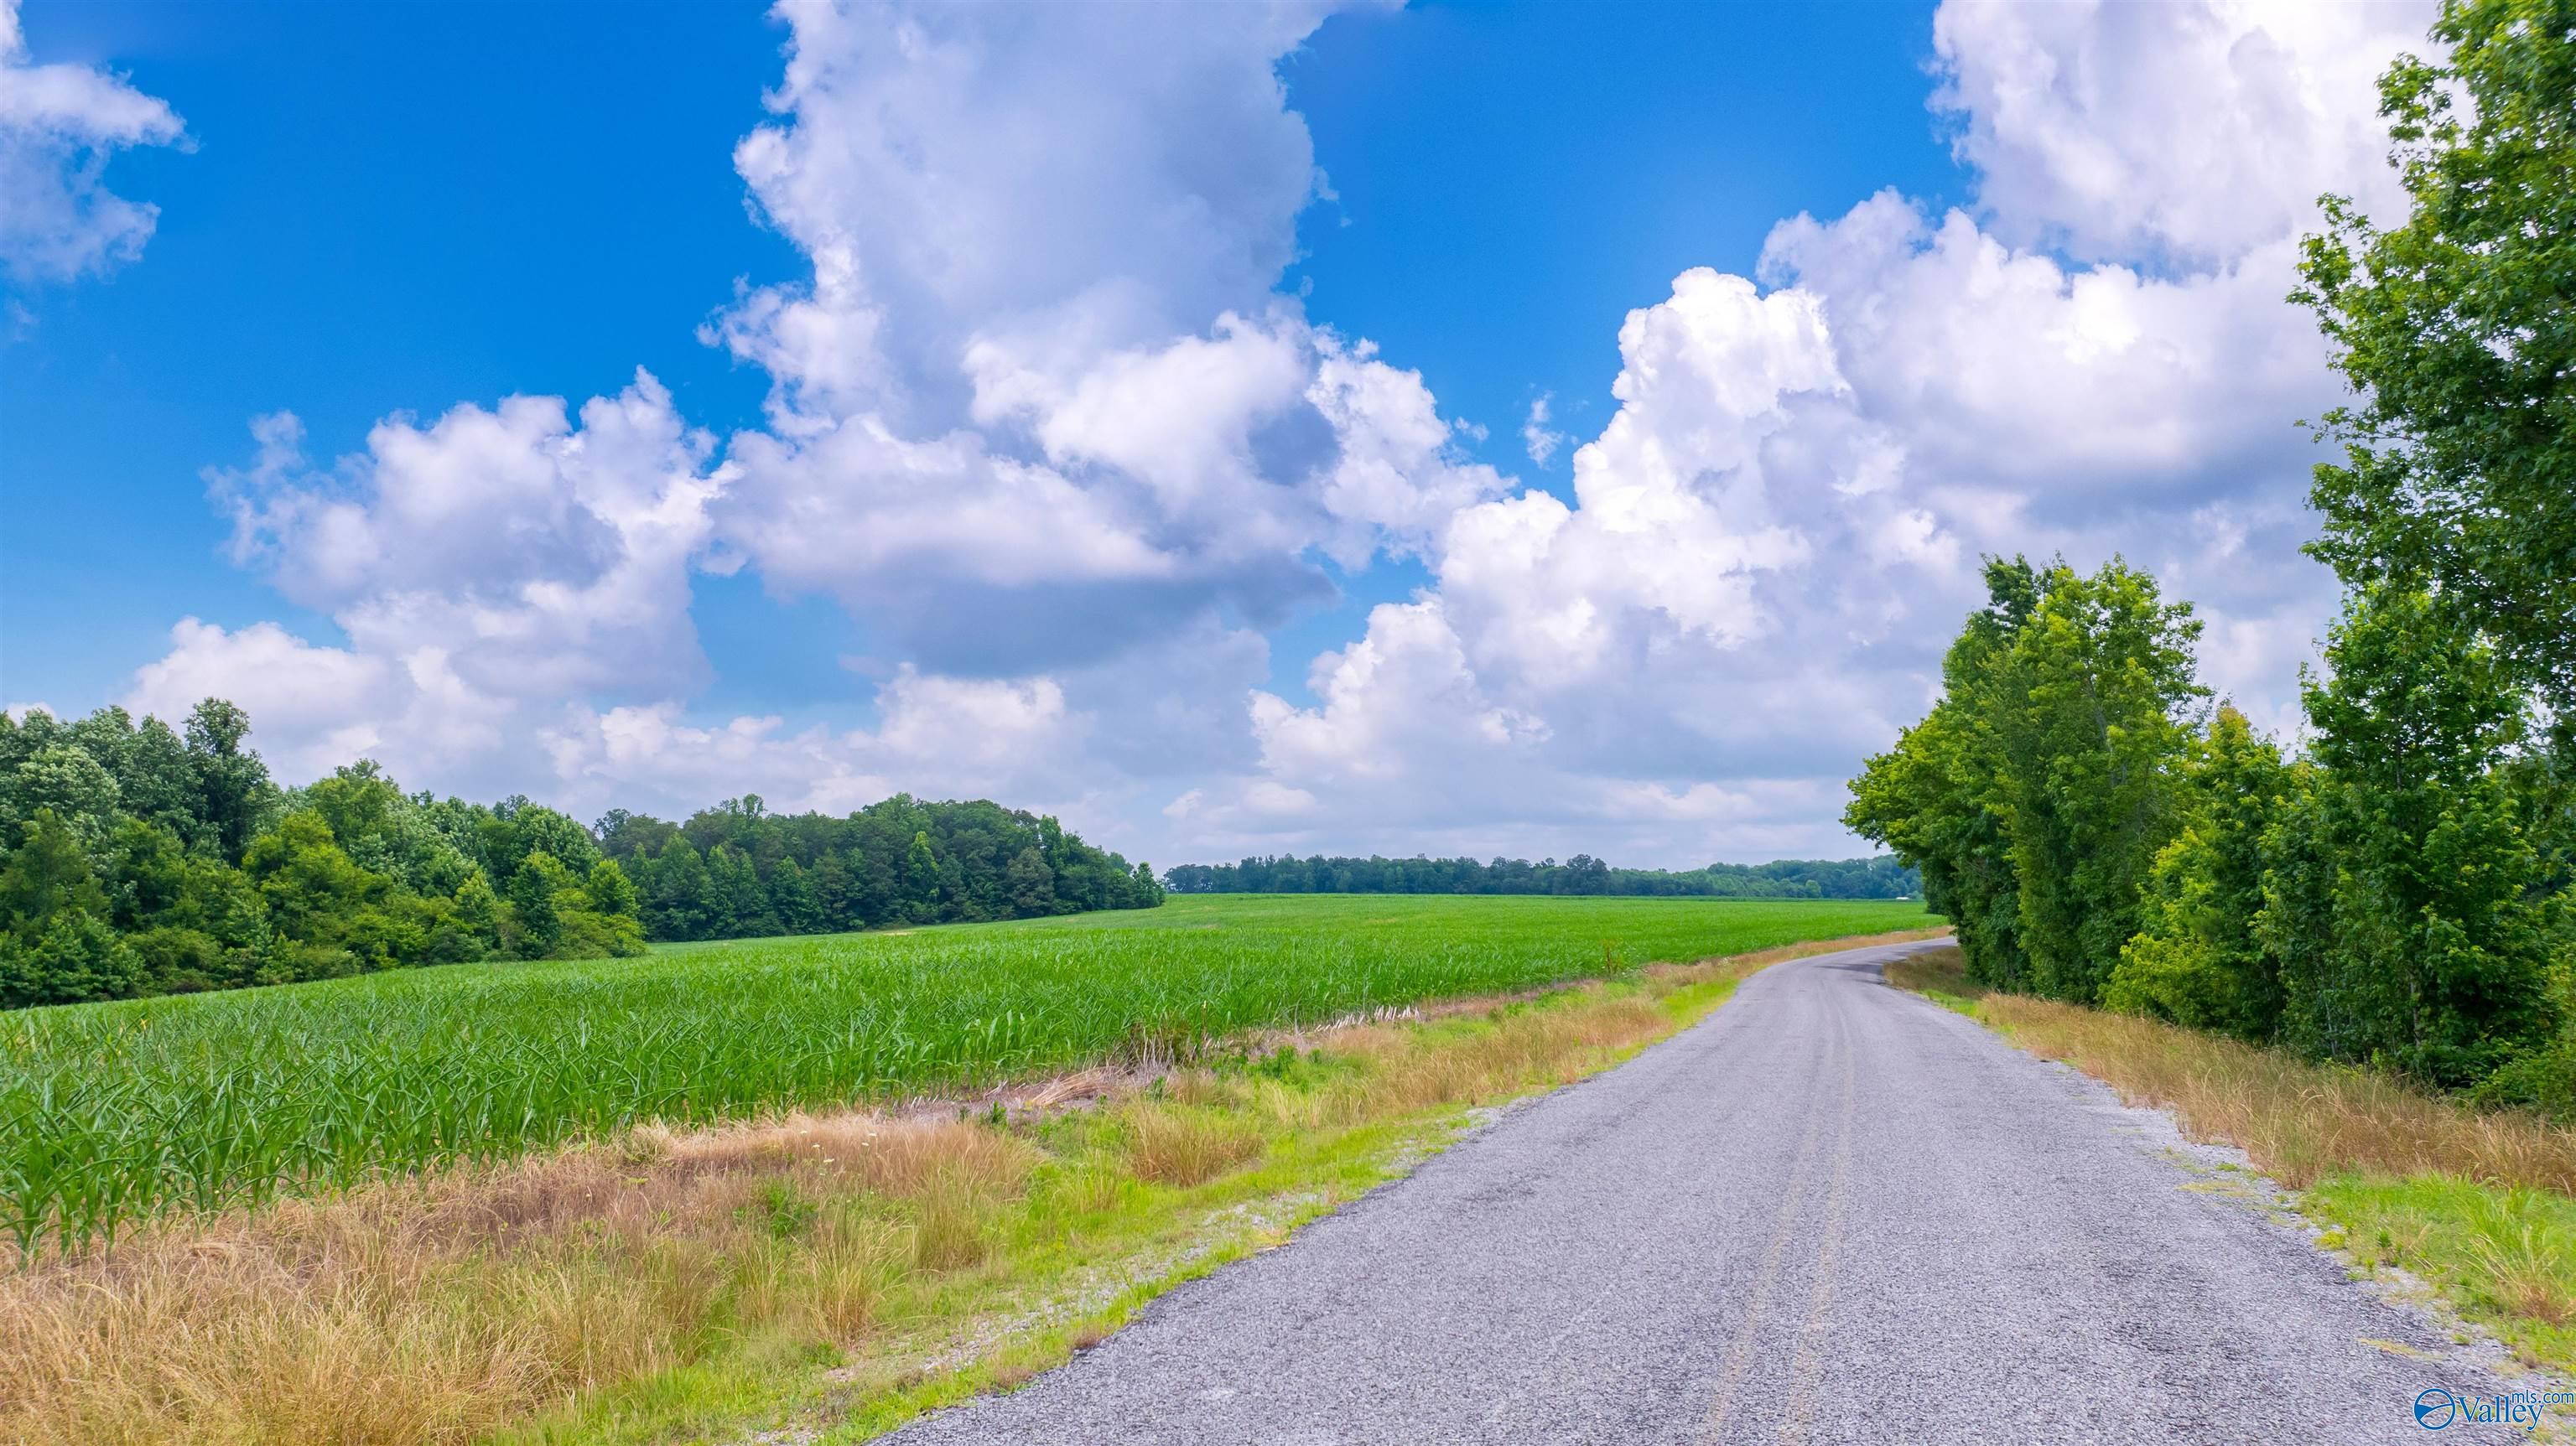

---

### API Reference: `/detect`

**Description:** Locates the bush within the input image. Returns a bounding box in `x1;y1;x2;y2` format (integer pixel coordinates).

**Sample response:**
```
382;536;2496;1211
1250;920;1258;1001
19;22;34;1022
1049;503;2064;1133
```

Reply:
2472;1041;2576;1123
0;911;144;1007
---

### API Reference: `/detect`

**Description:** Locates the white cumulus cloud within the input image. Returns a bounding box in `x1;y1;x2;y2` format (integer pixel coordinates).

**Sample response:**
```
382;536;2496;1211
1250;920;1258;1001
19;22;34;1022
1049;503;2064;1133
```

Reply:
0;0;186;284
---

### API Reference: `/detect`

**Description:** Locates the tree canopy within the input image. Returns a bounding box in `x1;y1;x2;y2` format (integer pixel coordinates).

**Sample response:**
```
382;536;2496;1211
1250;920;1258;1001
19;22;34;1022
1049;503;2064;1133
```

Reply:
2295;0;2576;713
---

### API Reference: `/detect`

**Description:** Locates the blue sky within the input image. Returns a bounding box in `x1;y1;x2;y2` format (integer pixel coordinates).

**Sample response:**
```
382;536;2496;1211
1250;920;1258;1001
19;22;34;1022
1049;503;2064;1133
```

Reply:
0;0;2433;866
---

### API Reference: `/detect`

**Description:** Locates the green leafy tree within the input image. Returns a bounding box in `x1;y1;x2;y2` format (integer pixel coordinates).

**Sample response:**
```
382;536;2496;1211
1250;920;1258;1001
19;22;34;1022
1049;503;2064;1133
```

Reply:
452;871;505;956
769;856;823;934
902;830;943;924
1989;560;2206;1003
1006;845;1058;915
101;817;190;930
0;810;110;934
302;761;478;895
544;858;647;960
97;713;205;846
512;806;603;878
128;925;236;994
641;840;714;941
585;858;641;921
508;851;569;958
2272;585;2558;1084
2294;0;2576;713
3;743;122;850
1847;558;2040;989
241;812;386;945
2105;706;2294;1037
812;850;856;932
708;845;779;939
0;910;143;1008
184;700;276;861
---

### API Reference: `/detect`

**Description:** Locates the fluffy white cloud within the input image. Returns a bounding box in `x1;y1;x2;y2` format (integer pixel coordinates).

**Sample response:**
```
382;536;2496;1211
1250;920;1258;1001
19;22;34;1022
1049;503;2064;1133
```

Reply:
114;0;2441;868
706;0;1498;676
1211;0;2433;863
0;0;186;283
1224;267;1958;857
210;371;727;702
721;0;1357;425
1931;0;2431;266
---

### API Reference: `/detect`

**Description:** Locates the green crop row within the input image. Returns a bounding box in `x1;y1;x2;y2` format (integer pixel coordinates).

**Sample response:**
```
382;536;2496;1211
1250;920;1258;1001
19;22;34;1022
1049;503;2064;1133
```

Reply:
0;894;1927;1252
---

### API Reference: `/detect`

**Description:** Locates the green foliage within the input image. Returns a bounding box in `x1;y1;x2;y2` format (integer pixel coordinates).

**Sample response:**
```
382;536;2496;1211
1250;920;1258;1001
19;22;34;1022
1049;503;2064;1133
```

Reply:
1990;559;2206;1002
2269;585;2558;1085
242;811;387;944
0;893;1926;1251
299;762;478;896
2;744;122;850
451;871;504;956
506;850;569;958
1007;845;1058;915
610;794;1163;943
183;699;277;860
641;839;714;941
0;694;1183;1004
768;856;823;934
0;810;110;930
0;910;142;1008
1850;556;2202;1001
2105;707;2293;1038
0;699;653;1010
584;857;640;920
2294;0;2576;712
1855;566;2566;1096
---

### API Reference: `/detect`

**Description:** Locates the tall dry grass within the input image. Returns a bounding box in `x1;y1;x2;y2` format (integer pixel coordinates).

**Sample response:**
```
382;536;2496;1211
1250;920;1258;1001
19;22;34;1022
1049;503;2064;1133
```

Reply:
1890;946;2576;1194
0;1115;1036;1446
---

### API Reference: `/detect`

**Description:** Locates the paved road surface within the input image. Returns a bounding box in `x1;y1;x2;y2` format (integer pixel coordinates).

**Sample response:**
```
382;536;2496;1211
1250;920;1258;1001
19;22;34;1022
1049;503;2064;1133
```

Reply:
890;939;2530;1444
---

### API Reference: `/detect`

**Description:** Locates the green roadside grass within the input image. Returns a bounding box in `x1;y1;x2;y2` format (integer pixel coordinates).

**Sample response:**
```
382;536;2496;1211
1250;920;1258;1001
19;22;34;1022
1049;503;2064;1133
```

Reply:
1884;947;2576;1378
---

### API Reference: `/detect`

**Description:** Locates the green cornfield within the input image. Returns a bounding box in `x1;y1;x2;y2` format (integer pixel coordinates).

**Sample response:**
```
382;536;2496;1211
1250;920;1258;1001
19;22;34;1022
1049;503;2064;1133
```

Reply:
0;894;1927;1252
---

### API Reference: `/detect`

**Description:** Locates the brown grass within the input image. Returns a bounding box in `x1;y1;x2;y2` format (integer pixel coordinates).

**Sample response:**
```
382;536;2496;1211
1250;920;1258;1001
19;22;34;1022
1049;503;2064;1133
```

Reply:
0;1115;1037;1446
1890;946;2576;1195
0;926;1904;1445
1122;1105;1266;1187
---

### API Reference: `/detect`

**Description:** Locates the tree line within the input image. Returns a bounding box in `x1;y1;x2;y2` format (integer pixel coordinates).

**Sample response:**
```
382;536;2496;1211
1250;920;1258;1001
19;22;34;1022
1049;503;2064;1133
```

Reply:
596;795;1161;942
1851;0;2573;1117
0;701;1161;1010
1162;854;1918;899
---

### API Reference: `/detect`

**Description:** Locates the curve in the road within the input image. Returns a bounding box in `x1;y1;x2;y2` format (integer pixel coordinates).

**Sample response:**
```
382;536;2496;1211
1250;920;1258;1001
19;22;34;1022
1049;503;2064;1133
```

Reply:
887;939;2529;1445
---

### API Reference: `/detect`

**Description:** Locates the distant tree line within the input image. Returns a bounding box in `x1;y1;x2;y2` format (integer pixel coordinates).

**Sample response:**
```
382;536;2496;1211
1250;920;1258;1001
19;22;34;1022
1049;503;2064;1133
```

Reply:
1161;854;1918;899
596;795;1161;941
1852;3;2575;1117
0;700;1161;1010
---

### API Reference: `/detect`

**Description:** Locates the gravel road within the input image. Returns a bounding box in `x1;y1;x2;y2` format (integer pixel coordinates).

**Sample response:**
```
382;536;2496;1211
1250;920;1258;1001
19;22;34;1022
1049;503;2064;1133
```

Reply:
888;938;2536;1444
